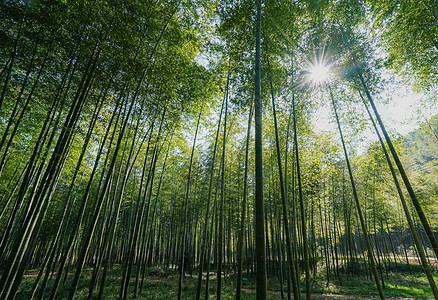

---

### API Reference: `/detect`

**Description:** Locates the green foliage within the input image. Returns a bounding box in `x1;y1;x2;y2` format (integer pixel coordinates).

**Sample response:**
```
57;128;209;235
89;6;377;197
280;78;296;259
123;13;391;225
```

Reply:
368;0;438;90
1;1;438;299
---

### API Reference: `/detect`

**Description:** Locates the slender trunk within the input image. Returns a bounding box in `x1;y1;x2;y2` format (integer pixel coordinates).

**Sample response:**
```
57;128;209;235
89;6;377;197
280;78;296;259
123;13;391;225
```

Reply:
293;93;310;299
0;13;25;112
360;92;438;298
266;49;300;299
0;35;39;158
204;191;218;300
0;36;54;178
68;103;131;300
49;88;123;300
32;90;105;299
120;120;159;299
195;92;225;300
254;2;267;298
177;107;203;300
342;28;438;260
0;45;99;299
236;100;253;300
217;66;230;300
329;86;385;299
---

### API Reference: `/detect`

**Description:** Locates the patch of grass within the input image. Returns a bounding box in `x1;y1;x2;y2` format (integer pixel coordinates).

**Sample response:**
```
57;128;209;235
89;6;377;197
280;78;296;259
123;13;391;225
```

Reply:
308;260;436;299
14;260;436;299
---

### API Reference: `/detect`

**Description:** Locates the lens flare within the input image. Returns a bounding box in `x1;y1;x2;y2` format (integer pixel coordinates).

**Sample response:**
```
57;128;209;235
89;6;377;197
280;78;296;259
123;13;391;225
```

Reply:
309;64;331;83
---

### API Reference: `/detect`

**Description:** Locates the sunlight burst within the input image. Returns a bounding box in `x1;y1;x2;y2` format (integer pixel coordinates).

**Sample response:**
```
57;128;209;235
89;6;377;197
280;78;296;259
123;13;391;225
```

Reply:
309;64;331;83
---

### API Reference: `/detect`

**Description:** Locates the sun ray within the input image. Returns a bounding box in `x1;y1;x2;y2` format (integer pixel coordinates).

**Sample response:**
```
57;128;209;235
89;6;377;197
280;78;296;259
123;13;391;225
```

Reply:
309;63;331;83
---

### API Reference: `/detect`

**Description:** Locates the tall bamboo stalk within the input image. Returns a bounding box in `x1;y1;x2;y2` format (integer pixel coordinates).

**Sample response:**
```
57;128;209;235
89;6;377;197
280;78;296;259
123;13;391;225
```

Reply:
254;1;267;298
328;85;385;300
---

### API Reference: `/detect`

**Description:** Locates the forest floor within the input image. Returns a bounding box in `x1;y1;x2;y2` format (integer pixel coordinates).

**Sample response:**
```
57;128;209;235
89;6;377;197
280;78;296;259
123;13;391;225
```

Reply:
15;259;436;299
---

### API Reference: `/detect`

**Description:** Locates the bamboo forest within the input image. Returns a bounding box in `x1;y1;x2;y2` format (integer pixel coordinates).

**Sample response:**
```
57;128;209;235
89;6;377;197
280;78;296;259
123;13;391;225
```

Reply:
1;0;438;299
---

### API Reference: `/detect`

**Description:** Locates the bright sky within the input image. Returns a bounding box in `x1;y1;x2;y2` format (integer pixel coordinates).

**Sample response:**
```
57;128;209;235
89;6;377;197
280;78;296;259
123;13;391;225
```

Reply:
311;70;438;152
309;64;331;83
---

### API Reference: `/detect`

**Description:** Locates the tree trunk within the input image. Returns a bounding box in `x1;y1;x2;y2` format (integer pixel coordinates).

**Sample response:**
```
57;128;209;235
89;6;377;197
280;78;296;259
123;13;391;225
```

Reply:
216;65;230;300
254;1;267;298
360;92;438;298
236;99;253;300
195;91;225;300
292;93;311;299
329;86;385;299
342;27;438;261
177;107;203;300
